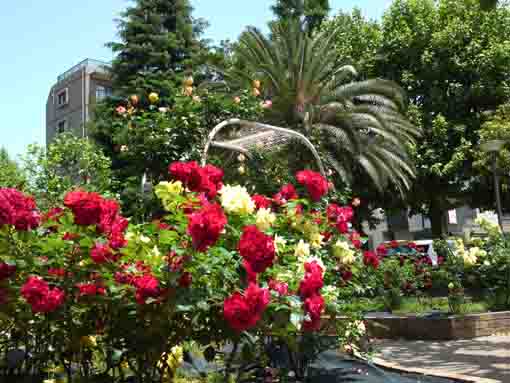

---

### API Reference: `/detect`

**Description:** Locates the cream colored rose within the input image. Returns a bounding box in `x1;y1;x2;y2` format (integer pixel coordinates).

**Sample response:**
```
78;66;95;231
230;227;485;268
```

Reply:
256;208;276;231
219;185;255;215
294;240;310;259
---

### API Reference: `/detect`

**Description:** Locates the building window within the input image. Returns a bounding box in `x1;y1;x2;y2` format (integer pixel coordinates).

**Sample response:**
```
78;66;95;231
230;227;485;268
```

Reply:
96;85;112;101
56;88;69;107
57;120;67;134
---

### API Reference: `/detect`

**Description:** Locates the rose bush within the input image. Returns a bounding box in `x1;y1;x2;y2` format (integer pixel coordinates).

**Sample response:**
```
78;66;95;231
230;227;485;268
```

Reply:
0;163;375;382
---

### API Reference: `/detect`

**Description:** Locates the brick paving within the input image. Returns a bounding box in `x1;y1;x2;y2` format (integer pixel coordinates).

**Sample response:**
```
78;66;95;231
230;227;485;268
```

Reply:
374;336;510;382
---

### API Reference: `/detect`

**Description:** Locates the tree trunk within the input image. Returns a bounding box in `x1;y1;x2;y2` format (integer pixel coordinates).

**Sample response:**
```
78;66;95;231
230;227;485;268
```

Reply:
429;200;446;238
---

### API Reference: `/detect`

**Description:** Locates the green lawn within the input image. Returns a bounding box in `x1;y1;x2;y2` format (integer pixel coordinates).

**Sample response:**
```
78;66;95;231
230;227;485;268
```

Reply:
341;296;488;315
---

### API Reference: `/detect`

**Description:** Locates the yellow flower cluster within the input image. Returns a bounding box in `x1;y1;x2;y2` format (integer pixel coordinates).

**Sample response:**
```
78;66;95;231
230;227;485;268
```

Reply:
157;345;184;383
454;238;485;266
475;216;501;239
155;181;184;210
219;185;255;215
294;240;310;259
256;208;276;231
332;240;356;265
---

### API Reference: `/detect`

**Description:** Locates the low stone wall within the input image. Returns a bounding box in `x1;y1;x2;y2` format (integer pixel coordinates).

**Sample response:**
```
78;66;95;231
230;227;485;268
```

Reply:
364;311;510;340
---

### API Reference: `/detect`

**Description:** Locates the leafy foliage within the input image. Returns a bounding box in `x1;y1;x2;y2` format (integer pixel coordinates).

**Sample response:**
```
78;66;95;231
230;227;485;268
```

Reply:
0;148;26;190
226;20;419;193
271;0;330;34
20;134;113;209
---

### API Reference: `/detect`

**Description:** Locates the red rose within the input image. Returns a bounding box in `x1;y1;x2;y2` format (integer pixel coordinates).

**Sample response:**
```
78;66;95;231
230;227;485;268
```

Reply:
133;274;160;304
0;188;40;231
390;240;399;249
47;268;66;278
223;292;255;332
64;190;103;226
337;221;349;234
327;204;353;222
296;170;329;201
42;207;64;223
114;271;134;285
223;283;270;332
21;276;65;313
187;203;227;252
299;261;324;298
90;243;115;264
244;283;270;315
243;260;258;283
340;268;353;282
303;294;325;332
238;225;275;274
273;184;298;205
408;242;417;249
0;262;16;280
363;251;379;269
376;244;388;257
178;272;193;288
77;283;105;297
169;161;223;199
252;194;272;210
268;279;289;296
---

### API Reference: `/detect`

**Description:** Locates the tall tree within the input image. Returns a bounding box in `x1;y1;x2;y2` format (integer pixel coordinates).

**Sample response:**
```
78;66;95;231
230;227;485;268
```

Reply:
228;21;419;193
271;0;330;33
0;148;26;189
375;0;510;235
107;0;203;99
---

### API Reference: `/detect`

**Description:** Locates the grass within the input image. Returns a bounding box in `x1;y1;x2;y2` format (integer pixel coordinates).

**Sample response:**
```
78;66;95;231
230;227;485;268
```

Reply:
342;296;489;315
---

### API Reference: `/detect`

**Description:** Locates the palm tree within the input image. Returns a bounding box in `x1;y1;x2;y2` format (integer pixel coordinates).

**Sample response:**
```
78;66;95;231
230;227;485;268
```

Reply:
224;21;420;193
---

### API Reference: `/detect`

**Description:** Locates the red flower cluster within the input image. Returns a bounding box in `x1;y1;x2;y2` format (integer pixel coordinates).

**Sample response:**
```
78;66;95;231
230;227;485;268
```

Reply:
296;170;329;201
303;294;325;331
349;231;362;249
90;243;116;264
363;251;379;269
238;225;275;274
21;276;65;313
252;194;272;210
327;204;354;234
77;283;106;297
64;190;103;226
273;184;298;205
223;283;270;332
299;261;325;331
64;191;129;249
268;279;289;296
0;188;40;231
299;261;324;298
187;203;227;252
376;244;388;257
133;274;161;305
0;262;16;280
169;161;224;199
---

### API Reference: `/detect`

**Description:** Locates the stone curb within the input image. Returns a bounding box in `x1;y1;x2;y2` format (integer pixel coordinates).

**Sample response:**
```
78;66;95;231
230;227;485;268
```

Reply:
373;357;503;383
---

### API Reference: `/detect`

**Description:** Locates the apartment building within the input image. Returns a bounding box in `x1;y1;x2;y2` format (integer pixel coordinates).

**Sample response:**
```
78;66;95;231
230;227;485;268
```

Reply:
46;59;112;144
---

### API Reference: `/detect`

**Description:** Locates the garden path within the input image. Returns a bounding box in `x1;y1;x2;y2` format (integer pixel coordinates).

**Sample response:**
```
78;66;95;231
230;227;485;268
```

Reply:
373;335;510;383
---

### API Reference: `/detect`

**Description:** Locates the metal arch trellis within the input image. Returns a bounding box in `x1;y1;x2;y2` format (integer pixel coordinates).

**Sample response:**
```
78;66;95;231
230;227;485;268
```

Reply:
201;119;327;179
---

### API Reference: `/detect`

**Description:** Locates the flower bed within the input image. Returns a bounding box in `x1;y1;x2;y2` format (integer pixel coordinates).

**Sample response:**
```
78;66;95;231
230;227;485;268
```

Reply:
0;163;372;382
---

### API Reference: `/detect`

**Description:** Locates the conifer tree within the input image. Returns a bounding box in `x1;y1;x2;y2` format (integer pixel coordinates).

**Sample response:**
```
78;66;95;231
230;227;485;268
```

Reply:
108;0;203;99
271;0;330;33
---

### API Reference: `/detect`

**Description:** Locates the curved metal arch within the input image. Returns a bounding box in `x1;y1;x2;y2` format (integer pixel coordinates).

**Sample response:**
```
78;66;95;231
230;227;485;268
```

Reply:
201;119;327;179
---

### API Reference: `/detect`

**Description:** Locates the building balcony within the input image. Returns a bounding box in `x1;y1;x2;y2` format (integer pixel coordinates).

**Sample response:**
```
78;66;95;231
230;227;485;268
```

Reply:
57;58;110;83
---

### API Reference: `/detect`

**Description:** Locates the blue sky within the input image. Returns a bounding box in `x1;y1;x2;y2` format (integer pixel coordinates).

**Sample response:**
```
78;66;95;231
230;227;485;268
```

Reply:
0;0;392;158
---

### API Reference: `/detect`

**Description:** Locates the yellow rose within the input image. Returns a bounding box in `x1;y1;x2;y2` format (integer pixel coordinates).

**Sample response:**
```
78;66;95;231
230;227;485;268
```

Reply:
253;79;261;89
309;232;324;249
80;335;97;348
256;208;276;232
183;76;194;86
219;185;255;215
129;94;139;105
333;240;356;264
233;96;241;104
252;87;261;97
183;86;194;96
294;240;310;259
148;92;159;103
155;181;184;210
